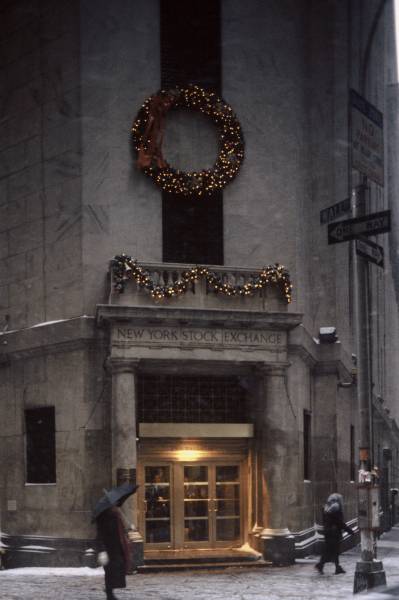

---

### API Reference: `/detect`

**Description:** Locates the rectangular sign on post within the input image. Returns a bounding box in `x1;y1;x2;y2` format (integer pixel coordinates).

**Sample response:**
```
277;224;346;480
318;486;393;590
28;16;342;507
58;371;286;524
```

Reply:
350;89;384;186
328;209;391;244
356;237;384;268
320;198;351;224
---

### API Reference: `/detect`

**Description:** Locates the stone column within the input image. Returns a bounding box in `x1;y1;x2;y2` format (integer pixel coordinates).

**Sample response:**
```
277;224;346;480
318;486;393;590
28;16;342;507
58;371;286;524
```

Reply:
250;374;265;542
108;356;143;568
257;363;297;565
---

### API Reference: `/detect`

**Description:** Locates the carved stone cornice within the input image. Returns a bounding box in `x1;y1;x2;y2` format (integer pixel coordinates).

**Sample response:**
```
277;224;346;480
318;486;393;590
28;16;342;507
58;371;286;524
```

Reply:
254;362;291;377
288;323;353;379
0;316;100;362
106;357;140;374
96;304;303;331
288;344;317;369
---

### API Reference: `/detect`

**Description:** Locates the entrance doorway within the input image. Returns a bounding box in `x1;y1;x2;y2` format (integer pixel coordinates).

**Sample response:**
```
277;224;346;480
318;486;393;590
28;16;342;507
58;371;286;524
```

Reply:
139;462;243;550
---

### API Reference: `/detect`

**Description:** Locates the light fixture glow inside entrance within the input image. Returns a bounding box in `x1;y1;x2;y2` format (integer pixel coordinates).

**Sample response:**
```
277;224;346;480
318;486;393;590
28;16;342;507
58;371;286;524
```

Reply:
175;449;203;461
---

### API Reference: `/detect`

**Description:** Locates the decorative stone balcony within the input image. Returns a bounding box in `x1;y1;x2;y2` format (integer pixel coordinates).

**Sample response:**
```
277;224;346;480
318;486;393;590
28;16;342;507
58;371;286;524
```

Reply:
107;260;291;313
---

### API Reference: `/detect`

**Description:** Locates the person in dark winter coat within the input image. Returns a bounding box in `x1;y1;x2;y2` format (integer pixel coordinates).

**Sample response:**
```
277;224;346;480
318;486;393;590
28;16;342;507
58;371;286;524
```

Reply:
315;493;354;574
96;504;132;600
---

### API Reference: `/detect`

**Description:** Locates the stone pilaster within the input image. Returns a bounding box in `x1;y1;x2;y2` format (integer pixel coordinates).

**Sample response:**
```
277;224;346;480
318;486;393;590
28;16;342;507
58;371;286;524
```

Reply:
107;356;143;566
107;357;139;486
312;363;339;517
256;362;296;565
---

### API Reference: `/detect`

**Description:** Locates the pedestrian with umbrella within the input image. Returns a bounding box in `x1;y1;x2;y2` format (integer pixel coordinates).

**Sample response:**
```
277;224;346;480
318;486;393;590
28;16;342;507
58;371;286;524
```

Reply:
92;481;138;600
315;492;354;575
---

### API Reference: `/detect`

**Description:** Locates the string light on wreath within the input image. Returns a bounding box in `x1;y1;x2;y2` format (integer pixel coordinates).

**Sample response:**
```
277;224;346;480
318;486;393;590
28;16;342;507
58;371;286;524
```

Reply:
131;85;245;196
111;255;292;303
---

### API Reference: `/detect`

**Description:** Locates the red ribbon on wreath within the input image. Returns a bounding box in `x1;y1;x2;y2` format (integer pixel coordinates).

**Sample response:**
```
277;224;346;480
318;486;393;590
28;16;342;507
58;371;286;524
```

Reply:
137;92;176;170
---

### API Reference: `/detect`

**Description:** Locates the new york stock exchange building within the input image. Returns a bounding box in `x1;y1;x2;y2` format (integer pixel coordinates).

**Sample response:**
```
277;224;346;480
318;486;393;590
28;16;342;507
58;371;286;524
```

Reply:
1;0;399;570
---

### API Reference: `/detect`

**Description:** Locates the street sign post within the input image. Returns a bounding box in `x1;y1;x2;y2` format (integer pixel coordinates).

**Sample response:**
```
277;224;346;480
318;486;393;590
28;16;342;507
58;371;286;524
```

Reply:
328;209;390;244
320;198;351;224
356;237;384;268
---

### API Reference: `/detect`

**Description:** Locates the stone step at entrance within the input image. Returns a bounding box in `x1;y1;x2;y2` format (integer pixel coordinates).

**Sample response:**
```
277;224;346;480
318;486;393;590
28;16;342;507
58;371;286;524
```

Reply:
138;549;271;572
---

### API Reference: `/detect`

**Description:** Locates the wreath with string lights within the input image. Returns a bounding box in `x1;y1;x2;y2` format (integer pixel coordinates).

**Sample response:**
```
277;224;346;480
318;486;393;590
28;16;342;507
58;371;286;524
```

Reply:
131;85;245;196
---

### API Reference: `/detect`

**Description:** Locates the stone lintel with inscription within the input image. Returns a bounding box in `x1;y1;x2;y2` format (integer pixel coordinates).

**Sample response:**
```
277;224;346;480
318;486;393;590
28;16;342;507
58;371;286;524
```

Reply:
112;324;286;351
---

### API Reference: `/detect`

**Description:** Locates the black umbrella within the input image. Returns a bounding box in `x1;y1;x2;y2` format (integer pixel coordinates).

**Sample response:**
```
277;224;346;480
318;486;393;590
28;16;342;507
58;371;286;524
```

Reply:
92;481;139;522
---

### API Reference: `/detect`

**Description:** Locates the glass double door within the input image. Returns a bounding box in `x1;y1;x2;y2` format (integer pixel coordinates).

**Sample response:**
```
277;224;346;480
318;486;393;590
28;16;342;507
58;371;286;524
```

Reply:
143;462;242;549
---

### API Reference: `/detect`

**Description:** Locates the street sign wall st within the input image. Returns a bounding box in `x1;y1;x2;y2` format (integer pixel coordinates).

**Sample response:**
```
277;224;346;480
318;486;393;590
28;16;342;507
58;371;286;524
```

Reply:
320;198;351;224
328;210;390;244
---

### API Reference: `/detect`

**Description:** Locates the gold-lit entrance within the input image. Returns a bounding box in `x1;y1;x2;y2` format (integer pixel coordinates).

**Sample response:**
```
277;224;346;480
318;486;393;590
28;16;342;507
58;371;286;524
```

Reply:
138;461;244;550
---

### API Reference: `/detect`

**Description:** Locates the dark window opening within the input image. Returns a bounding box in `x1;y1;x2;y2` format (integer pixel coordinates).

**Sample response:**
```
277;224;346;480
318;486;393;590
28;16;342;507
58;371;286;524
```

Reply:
160;0;223;266
138;375;248;423
303;410;311;481
160;0;221;94
25;407;56;484
162;194;223;265
350;424;356;481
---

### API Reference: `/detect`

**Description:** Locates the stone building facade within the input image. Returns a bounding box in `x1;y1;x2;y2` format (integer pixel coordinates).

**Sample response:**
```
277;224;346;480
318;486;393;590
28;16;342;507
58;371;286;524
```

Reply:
0;0;398;568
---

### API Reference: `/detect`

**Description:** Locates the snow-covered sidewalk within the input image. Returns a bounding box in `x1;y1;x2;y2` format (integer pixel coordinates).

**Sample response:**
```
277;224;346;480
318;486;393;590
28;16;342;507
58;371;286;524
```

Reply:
1;528;399;599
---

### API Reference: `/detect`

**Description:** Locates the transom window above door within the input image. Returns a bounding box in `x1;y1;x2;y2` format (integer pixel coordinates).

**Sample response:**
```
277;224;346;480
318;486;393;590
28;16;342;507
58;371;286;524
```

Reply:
138;375;249;423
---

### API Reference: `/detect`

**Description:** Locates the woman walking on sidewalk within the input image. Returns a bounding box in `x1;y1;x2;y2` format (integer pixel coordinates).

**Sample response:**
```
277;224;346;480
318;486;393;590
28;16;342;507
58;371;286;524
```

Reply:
92;482;138;600
315;493;354;574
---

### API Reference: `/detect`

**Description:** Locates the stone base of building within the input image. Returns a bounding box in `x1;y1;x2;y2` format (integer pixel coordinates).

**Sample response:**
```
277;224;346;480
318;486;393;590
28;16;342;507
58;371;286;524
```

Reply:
249;525;360;566
2;534;145;571
2;528;362;569
3;535;98;569
258;529;296;566
129;538;144;572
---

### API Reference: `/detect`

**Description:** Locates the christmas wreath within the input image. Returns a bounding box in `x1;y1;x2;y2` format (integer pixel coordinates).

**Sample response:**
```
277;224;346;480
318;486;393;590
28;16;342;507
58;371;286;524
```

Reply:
131;85;244;196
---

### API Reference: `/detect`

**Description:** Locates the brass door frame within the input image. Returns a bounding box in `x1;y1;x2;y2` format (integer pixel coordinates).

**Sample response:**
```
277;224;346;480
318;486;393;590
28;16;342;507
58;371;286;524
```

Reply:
138;458;246;551
138;461;174;550
179;462;213;549
212;462;244;549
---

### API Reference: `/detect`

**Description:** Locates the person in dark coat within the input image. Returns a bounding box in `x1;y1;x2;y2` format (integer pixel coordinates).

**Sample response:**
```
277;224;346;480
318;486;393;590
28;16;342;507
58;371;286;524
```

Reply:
315;493;354;574
96;504;131;600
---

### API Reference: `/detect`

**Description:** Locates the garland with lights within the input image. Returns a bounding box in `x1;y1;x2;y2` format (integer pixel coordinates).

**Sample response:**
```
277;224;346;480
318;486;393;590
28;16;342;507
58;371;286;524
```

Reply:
111;255;292;303
131;85;244;196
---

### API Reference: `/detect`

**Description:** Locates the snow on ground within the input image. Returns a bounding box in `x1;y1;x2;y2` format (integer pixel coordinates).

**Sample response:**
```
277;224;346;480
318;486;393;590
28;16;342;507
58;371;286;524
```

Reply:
2;529;399;599
1;566;103;577
0;556;369;599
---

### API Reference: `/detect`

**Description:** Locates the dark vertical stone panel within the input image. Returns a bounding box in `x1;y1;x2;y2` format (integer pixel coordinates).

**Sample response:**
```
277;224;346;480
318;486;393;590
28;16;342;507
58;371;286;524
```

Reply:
160;0;223;265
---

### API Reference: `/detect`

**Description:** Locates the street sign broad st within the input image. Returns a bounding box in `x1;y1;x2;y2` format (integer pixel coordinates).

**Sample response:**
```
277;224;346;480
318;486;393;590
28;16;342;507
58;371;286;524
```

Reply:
356;237;384;268
328;210;391;244
320;198;351;224
350;89;384;186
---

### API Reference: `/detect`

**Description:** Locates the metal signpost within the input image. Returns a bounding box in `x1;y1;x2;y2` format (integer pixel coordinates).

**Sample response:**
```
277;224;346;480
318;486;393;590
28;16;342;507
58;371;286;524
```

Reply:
321;88;388;593
349;89;386;593
325;191;389;593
